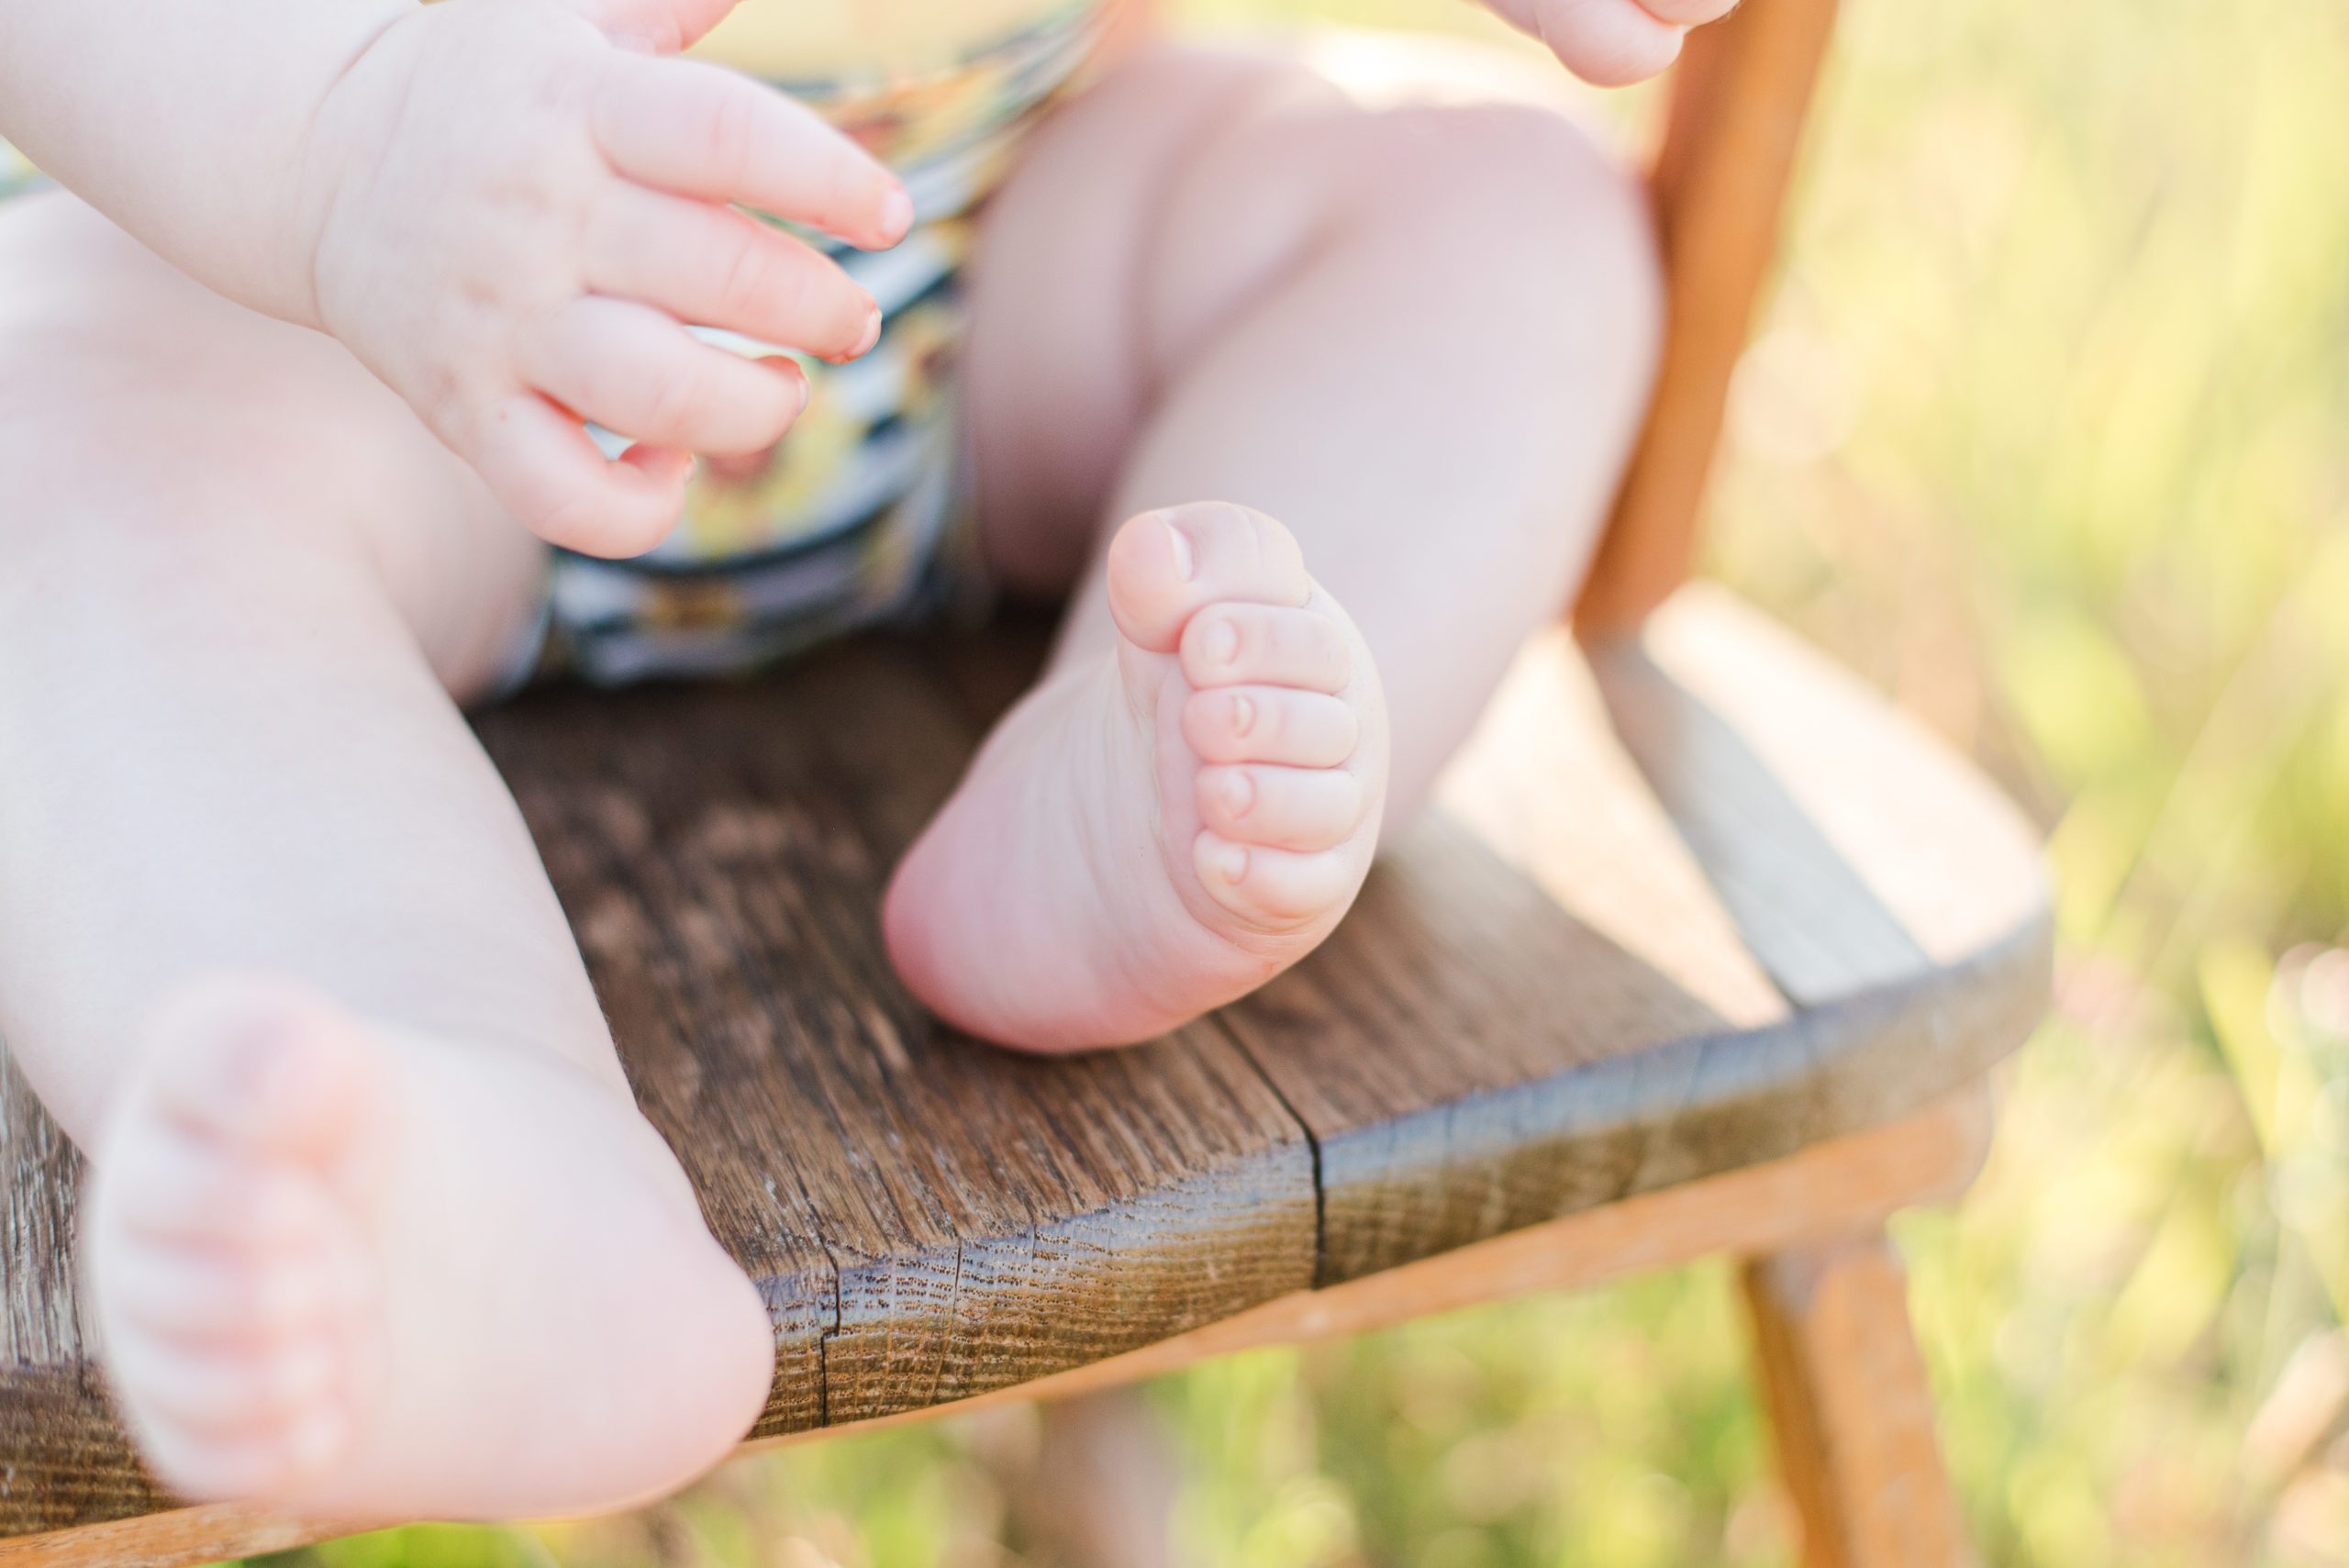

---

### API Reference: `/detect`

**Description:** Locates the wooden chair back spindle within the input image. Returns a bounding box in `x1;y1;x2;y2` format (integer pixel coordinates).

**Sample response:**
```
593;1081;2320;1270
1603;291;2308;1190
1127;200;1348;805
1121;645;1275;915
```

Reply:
1575;0;1842;638
1111;0;1842;640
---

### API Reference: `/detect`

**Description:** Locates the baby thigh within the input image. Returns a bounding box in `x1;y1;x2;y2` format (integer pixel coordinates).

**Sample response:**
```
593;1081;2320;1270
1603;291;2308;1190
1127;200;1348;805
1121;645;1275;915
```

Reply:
0;192;547;699
0;193;601;1140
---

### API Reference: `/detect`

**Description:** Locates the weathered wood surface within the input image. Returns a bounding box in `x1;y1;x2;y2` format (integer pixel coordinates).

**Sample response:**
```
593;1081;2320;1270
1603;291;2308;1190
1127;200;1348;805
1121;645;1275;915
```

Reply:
740;1082;1992;1452
490;645;1317;1436
0;1087;1991;1568
1221;595;2048;1288
0;588;2048;1545
1;1054;166;1533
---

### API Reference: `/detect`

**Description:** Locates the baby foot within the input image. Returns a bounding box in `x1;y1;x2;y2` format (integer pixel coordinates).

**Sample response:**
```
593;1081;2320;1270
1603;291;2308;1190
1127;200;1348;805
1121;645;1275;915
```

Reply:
85;977;773;1522
885;503;1389;1049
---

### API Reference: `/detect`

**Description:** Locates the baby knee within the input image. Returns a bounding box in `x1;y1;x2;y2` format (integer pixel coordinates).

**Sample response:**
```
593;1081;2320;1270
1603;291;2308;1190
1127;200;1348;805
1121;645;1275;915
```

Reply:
1354;103;1662;373
1420;105;1656;302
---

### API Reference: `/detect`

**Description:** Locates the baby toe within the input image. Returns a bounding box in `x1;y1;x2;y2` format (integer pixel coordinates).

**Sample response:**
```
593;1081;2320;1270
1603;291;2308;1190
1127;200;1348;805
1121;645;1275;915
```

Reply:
111;1327;344;1439
1196;765;1366;853
1193;834;1363;931
139;1396;351;1505
142;979;376;1159
99;1128;340;1251
1183;686;1359;769
1106;503;1311;653
106;1240;347;1347
1179;600;1353;695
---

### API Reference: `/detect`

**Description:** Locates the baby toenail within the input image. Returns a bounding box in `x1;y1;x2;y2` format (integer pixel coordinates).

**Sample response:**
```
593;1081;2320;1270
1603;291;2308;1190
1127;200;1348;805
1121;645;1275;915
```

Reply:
1230;695;1256;736
1218;843;1250;883
1207;618;1241;666
1161;517;1196;581
1222;773;1255;817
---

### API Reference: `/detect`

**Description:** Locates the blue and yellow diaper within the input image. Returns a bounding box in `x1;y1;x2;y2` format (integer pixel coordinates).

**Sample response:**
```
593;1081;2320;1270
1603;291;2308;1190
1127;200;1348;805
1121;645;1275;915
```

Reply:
0;140;39;202
539;0;1123;684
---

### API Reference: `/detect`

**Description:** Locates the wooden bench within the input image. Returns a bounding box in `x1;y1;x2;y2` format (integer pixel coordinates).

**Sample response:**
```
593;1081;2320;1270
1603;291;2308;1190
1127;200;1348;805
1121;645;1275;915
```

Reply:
0;0;2050;1562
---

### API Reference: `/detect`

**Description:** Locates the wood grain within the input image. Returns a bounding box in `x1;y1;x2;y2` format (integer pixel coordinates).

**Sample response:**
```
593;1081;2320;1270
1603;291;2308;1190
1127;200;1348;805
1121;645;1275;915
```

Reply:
475;639;1319;1436
0;1087;1989;1568
1221;606;2047;1286
1574;0;1844;634
0;1049;170;1532
749;1081;1993;1448
0;633;1318;1536
0;588;2045;1547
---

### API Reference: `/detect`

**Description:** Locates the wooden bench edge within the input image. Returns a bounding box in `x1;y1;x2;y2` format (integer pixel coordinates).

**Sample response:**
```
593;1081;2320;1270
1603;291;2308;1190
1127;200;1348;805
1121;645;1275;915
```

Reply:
750;1077;1996;1448
0;1079;1995;1568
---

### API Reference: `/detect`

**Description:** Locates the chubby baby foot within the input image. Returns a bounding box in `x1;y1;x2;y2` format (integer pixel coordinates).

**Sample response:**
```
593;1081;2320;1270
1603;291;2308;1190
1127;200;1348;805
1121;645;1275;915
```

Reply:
84;977;773;1522
885;503;1389;1050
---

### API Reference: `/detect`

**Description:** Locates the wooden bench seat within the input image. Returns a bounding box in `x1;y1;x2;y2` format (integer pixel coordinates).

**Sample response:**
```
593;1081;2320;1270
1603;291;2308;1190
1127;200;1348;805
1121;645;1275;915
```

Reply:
0;583;2049;1556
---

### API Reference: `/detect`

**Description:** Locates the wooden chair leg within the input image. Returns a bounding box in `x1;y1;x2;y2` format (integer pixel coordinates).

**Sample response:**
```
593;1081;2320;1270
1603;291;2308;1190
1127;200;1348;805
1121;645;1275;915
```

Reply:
1740;1231;1967;1568
995;1386;1177;1568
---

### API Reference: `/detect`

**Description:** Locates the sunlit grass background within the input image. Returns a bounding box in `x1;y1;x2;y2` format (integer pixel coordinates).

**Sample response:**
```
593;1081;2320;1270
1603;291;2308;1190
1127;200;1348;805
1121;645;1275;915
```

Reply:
284;0;2349;1562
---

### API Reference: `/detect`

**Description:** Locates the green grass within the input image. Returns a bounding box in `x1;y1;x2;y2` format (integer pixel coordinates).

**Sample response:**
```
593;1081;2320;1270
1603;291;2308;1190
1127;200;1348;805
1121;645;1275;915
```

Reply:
280;0;2349;1562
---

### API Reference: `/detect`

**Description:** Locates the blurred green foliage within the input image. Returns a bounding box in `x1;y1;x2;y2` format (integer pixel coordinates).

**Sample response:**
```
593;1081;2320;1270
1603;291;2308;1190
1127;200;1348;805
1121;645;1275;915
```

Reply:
281;0;2349;1562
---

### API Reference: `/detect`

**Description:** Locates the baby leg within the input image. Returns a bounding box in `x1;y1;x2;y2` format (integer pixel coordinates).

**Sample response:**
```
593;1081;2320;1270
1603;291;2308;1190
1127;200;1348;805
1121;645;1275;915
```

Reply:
0;195;772;1521
886;44;1661;1050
